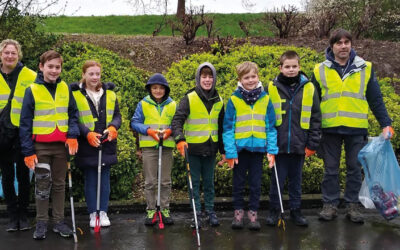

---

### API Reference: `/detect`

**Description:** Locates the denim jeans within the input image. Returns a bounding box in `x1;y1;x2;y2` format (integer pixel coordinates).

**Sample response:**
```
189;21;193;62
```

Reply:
84;165;110;213
269;153;304;210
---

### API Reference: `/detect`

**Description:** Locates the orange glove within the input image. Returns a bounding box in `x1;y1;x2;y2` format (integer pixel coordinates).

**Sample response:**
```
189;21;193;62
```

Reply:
177;141;188;157
105;126;118;141
24;154;38;169
162;128;172;140
147;128;160;142
226;158;238;168
66;138;78;155
267;153;275;168
305;147;316;158
383;126;395;139
87;132;101;147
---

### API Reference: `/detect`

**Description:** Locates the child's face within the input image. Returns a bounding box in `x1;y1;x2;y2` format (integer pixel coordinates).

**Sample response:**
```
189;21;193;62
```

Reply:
280;59;300;77
83;66;101;90
200;73;213;91
39;58;62;83
240;70;259;91
150;84;166;102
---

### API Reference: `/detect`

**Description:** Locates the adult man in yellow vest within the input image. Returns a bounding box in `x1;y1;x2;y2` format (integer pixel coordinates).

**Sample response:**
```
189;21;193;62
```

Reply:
0;39;36;232
312;29;394;223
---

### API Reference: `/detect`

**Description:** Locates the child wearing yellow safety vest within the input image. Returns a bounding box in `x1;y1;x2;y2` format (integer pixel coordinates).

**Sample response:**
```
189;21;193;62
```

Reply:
131;73;176;226
223;61;278;230
266;51;321;227
19;50;80;240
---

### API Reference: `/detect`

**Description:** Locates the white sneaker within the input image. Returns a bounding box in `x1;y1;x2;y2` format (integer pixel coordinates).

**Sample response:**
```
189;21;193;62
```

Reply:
100;211;111;227
89;212;96;228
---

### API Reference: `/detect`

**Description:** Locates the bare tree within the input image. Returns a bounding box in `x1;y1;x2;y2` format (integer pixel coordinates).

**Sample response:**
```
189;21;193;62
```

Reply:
268;5;302;38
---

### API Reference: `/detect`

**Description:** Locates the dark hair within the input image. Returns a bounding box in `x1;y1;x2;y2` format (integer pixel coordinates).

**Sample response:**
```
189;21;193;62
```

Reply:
39;50;63;66
279;50;300;66
200;66;213;76
329;28;352;48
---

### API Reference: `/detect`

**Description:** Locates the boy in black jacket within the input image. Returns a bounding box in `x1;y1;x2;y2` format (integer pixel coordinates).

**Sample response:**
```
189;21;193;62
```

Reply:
266;51;321;227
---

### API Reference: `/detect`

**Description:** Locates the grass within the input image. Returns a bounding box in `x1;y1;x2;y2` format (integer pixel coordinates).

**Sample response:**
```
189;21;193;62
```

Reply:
42;13;274;37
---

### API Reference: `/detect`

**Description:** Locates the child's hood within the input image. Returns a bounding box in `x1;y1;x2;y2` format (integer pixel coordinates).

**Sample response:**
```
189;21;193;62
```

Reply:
195;62;218;101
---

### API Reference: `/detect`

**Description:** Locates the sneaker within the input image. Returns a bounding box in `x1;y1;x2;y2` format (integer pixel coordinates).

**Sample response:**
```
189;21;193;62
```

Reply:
346;203;364;224
100;211;111;227
319;203;338;221
205;210;220;227
190;211;202;229
89;212;96;228
19;214;31;231
231;209;244;229
290;208;308;227
161;209;174;225
266;208;280;226
6;216;19;232
247;210;261;231
33;221;47;240
53;221;72;238
145;210;156;226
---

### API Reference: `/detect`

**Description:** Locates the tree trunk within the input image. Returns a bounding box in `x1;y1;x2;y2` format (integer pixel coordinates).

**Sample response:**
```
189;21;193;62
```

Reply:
177;0;185;19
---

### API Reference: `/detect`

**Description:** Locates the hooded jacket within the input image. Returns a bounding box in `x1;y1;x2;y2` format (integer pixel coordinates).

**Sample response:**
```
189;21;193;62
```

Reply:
70;82;121;168
270;72;321;154
171;62;225;156
311;47;392;135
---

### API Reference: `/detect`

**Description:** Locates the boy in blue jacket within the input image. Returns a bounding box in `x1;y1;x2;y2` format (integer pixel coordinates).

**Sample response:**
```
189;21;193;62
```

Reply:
223;61;278;230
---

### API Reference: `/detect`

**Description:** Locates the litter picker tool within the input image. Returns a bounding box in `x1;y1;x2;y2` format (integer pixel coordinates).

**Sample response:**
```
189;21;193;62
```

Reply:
152;132;164;229
273;162;286;230
66;149;78;243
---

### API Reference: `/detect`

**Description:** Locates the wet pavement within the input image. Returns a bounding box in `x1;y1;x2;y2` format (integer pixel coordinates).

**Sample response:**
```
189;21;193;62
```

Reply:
1;210;400;250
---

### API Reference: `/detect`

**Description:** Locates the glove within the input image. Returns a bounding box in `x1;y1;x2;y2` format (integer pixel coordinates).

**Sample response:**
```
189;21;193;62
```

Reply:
147;128;160;142
226;158;238;168
66;138;78;155
24;154;38;169
383;126;395;139
267;153;275;168
105;126;118;141
177;141;188;157
87;132;101;147
305;147;316;158
162;128;172;140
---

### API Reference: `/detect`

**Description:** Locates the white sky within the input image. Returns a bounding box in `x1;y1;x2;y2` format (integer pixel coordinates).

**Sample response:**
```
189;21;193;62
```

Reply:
45;0;303;16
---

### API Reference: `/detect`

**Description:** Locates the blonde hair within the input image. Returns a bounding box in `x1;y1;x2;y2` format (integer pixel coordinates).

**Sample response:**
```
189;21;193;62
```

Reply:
81;60;102;91
236;61;259;80
0;39;23;61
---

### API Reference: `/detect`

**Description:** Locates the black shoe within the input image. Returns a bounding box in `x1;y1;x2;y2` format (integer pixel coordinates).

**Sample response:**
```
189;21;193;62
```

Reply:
290;209;308;227
266;208;280;226
161;209;174;225
144;210;156;226
205;210;219;227
190;212;202;229
33;221;47;240
6;217;19;232
53;221;72;238
19;215;31;231
346;203;364;224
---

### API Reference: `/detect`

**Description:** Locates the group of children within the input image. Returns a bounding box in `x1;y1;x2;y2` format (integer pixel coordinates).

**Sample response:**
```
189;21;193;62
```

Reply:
131;50;320;230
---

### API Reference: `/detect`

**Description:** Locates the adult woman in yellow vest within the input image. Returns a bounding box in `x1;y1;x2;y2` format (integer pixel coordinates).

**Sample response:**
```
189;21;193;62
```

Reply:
131;73;176;226
70;60;121;228
171;63;225;228
0;39;36;232
311;29;394;224
19;50;80;240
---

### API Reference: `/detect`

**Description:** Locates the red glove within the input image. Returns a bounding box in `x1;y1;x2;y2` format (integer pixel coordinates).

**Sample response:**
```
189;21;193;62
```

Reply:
267;153;275;168
87;132;101;147
66;138;78;155
24;154;38;169
226;158;238;168
305;147;316;158
162;128;172;140
147;128;160;142
177;141;188;157
383;126;395;139
106;126;118;141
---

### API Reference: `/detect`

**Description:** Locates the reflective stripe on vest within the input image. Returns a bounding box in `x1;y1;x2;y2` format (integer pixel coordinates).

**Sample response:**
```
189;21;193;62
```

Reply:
0;67;36;126
268;81;314;129
72;89;116;131
31;81;69;134
314;62;371;128
231;94;268;140
139;97;176;148
184;91;223;144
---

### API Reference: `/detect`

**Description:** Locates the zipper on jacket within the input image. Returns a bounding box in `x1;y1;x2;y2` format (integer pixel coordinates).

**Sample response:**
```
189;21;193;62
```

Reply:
287;99;292;153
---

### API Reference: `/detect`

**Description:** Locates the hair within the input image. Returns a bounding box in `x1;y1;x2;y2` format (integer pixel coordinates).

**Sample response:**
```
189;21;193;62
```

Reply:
0;39;23;61
200;66;213;76
329;28;352;48
279;50;300;66
236;61;259;79
81;60;102;91
39;50;63;66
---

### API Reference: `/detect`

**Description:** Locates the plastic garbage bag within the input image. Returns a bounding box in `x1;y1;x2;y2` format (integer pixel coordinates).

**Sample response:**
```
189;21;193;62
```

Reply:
358;134;400;220
0;163;19;198
359;179;375;209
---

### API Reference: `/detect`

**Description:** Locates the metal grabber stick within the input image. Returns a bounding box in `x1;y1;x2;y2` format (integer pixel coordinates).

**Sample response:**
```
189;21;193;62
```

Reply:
66;149;78;243
152;132;164;229
273;162;286;230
